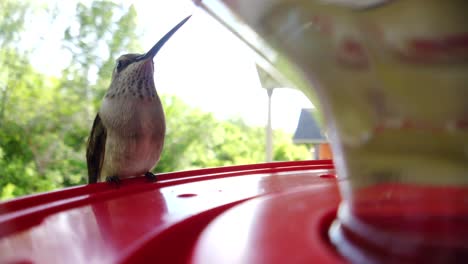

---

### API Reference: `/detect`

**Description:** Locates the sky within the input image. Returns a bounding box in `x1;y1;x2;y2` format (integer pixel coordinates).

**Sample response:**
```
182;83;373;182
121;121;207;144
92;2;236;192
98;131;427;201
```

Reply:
27;0;314;134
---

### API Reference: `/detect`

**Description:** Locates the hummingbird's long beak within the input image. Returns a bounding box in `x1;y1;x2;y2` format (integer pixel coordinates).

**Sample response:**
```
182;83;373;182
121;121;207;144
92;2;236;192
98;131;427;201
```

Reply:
136;15;191;62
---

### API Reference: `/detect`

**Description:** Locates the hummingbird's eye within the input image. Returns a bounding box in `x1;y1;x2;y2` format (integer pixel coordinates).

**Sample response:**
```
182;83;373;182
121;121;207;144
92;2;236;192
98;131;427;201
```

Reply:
116;59;130;72
116;60;124;72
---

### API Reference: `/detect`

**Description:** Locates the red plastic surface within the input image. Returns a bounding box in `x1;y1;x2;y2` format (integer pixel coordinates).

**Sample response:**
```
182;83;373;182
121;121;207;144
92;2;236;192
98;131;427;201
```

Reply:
0;160;343;263
330;184;468;263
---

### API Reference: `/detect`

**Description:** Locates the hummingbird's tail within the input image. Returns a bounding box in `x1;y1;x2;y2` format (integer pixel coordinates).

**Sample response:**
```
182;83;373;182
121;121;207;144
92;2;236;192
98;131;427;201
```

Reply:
86;114;107;184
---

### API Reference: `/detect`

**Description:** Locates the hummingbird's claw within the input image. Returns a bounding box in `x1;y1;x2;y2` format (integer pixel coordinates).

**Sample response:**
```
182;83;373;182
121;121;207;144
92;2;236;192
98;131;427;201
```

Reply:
144;172;158;182
105;175;121;187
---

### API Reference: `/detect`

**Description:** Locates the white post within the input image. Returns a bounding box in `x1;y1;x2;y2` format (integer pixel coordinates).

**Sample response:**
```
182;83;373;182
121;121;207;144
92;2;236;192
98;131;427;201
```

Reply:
266;88;274;162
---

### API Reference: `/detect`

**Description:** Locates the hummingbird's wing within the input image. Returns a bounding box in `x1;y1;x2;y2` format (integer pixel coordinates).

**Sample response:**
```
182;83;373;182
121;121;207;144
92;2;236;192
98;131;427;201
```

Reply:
86;114;107;184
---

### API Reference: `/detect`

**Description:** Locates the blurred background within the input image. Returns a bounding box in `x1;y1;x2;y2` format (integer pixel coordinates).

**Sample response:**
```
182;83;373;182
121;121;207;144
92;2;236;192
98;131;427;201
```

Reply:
0;0;321;200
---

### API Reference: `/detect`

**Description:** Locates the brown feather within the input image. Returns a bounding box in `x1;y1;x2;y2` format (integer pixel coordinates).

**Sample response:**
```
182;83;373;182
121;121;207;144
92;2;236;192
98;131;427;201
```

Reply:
86;114;107;184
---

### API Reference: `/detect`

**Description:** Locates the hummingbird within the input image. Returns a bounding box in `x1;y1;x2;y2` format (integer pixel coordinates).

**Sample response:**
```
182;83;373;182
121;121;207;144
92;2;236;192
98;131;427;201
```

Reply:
86;15;191;184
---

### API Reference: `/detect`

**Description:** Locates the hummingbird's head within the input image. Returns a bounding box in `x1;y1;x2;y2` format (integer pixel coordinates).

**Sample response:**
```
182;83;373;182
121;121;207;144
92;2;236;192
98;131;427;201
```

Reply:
108;15;191;95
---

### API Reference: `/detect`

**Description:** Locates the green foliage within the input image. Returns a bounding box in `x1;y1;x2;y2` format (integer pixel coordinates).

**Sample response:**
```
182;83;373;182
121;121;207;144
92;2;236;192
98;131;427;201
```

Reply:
0;0;141;199
0;0;311;201
157;97;310;172
0;0;29;47
62;1;141;110
156;96;267;171
273;131;312;161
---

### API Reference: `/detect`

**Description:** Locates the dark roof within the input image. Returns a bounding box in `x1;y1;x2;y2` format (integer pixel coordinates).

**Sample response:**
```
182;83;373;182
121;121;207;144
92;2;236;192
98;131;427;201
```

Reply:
293;109;327;144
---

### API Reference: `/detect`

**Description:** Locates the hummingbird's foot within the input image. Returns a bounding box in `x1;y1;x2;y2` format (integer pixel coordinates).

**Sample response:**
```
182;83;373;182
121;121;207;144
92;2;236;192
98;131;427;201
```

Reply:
144;171;158;182
105;175;121;187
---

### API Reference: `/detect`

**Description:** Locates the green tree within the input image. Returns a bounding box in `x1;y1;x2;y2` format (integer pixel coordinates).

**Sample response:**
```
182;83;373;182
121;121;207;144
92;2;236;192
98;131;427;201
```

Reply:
156;94;219;172
62;1;140;109
273;130;312;161
0;0;142;199
157;97;311;171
